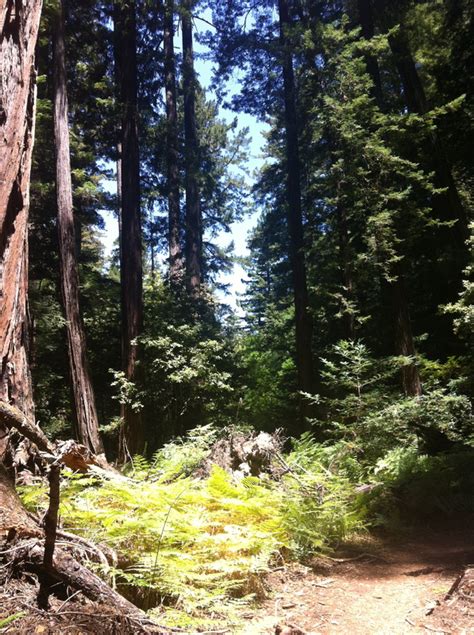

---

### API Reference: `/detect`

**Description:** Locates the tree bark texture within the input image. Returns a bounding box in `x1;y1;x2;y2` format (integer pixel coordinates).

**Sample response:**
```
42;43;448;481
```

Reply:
0;0;42;460
391;274;422;397
53;0;104;456
37;463;60;609
182;0;202;295
164;0;183;286
115;0;144;459
278;0;314;401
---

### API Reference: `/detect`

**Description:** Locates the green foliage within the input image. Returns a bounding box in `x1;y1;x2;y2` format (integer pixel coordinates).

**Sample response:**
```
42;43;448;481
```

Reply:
20;427;363;629
364;447;474;526
117;279;242;448
0;613;27;629
443;223;474;341
311;341;473;462
132;424;220;481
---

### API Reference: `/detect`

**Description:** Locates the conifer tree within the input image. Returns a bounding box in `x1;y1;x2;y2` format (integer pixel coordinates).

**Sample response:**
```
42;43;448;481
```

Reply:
164;0;184;285
53;0;104;454
115;0;144;458
0;0;42;459
182;0;202;296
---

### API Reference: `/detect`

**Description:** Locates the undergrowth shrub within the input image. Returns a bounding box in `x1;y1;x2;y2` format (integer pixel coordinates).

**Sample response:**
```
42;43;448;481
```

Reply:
361;447;474;527
19;427;363;630
313;340;473;463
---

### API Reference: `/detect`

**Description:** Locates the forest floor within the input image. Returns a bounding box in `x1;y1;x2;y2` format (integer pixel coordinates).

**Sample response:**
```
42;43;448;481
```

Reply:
240;524;474;635
1;524;473;634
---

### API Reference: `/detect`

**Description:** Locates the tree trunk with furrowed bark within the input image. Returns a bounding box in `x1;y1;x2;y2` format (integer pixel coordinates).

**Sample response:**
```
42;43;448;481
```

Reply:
164;0;183;286
278;0;314;425
115;0;144;460
182;0;202;296
0;0;43;461
53;0;104;456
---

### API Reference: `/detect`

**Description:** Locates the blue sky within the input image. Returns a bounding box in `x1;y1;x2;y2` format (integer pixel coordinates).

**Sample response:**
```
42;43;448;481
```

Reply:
99;12;268;313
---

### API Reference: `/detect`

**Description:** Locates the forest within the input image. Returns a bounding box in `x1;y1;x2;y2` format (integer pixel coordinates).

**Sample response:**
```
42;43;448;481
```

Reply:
0;0;473;632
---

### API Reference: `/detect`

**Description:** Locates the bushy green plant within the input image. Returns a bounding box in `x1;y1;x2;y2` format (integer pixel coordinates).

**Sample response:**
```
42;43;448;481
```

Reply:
114;279;241;450
363;447;474;527
312;340;473;463
20;426;364;630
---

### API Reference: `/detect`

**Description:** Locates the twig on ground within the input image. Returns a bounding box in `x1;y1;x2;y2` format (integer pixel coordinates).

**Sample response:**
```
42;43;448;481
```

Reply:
55;589;82;613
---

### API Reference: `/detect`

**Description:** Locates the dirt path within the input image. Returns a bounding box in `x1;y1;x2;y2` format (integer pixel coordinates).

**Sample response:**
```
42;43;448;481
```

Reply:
240;527;474;634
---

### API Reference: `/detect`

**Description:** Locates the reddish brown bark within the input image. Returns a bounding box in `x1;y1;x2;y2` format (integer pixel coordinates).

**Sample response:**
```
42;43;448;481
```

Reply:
0;0;43;459
391;274;422;397
164;0;183;286
53;0;103;455
182;0;202;295
115;0;144;459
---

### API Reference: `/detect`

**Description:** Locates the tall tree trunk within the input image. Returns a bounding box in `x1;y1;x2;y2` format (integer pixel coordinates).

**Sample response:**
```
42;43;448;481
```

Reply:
0;0;43;461
391;274;422;396
115;0;143;459
358;0;422;396
164;0;183;286
182;0;202;295
113;2;122;262
278;0;314;404
385;16;468;248
356;0;384;108
53;0;103;455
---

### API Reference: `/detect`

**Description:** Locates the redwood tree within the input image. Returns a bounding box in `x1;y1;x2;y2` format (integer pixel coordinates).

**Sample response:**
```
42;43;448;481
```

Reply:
182;0;202;295
164;0;183;286
53;0;104;454
278;0;314;401
115;0;144;459
0;0;43;460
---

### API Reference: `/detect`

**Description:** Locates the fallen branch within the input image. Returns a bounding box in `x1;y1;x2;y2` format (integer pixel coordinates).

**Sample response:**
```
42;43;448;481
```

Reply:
56;529;116;569
0;401;119;476
12;540;166;631
0;401;55;455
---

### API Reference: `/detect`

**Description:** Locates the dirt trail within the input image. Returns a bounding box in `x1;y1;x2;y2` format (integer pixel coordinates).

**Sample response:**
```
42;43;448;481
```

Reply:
241;527;474;634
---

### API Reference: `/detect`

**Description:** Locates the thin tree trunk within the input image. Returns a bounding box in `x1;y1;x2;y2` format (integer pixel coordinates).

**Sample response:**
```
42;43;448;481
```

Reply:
182;0;202;295
164;0;183;286
113;2;122;262
115;0;144;460
337;207;355;340
391;274;422;397
356;0;384;108
52;0;103;455
0;0;42;460
278;0;314;403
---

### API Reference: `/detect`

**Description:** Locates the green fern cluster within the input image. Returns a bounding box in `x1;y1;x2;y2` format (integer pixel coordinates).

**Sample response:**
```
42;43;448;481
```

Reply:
19;436;361;630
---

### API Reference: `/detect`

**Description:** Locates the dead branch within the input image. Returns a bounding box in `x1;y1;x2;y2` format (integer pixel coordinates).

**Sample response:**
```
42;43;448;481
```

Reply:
38;462;61;608
0;401;55;455
12;539;165;630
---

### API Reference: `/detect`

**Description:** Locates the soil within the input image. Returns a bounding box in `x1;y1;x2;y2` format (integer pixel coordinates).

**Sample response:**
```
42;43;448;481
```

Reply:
240;525;474;635
1;525;473;634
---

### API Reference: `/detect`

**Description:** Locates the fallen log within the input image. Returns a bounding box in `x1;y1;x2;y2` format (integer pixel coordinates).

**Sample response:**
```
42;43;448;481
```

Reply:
0;465;167;633
0;401;55;455
0;401;117;476
12;541;156;622
0;403;166;630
